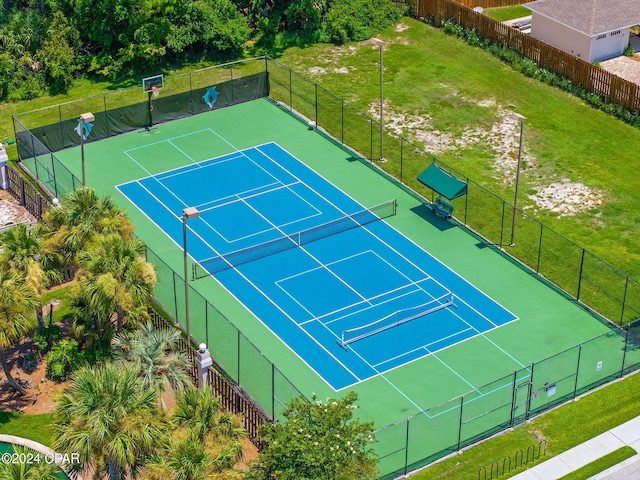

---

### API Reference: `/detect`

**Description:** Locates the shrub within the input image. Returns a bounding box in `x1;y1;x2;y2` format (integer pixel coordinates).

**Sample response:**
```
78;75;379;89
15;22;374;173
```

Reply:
323;0;401;44
45;339;82;382
32;325;62;354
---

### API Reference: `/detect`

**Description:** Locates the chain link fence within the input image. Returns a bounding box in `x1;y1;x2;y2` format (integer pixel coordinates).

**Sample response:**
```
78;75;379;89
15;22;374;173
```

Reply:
11;56;640;479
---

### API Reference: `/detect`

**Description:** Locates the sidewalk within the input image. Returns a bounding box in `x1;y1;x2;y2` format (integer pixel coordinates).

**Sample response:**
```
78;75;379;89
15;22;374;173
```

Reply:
511;416;640;480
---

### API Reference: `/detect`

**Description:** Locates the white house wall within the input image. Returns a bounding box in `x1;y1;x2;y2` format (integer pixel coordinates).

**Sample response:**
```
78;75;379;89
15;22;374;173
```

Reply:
590;29;629;62
530;13;591;60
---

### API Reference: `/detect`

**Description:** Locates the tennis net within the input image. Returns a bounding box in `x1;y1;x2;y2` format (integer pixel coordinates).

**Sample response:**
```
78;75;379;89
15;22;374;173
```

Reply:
338;292;456;348
192;199;397;279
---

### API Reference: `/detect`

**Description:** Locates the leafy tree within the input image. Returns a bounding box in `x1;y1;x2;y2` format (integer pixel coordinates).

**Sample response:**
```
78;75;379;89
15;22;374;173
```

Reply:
0;445;60;480
0;267;38;396
248;391;378;480
166;0;250;55
53;361;167;480
39;11;78;94
112;322;192;406
68;290;116;352
323;0;401;44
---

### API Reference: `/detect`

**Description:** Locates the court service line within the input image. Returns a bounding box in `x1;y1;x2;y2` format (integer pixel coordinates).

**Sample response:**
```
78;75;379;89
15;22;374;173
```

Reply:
371;327;475;370
156;153;245;181
318;319;437;416
196;181;293;214
125;170;234;262
360;222;519;322
213;263;364;384
167;140;198;165
298;245;370;304
255;145;355;219
124;127;215;152
300;285;423;327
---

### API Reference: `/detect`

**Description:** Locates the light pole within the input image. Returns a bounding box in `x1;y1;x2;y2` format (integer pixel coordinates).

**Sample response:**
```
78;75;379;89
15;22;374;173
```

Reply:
182;206;200;344
79;112;94;187
510;113;526;246
372;38;385;162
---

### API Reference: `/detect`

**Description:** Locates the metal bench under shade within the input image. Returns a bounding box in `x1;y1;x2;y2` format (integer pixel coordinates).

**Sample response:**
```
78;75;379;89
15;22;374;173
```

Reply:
416;163;467;219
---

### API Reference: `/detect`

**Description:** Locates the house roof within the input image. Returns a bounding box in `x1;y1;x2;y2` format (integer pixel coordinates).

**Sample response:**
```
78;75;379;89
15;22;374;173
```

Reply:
522;0;640;36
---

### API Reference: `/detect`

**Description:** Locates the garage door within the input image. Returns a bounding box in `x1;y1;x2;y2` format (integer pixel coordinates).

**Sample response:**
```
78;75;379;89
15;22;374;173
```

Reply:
593;31;623;61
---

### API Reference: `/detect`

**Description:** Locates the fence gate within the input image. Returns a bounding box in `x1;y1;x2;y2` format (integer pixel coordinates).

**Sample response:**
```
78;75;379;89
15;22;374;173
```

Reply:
510;371;532;427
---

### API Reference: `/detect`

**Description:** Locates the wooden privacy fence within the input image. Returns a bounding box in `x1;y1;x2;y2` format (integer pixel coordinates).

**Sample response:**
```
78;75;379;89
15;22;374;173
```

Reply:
5;164;52;221
412;0;640;112
452;0;523;8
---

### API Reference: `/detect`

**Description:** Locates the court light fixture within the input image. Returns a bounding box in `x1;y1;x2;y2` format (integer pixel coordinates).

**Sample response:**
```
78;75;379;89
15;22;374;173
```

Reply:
371;38;386;163
182;206;200;344
79;112;95;187
509;113;526;246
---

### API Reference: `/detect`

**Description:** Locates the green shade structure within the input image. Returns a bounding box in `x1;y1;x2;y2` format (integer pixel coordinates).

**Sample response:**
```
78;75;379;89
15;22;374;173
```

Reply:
417;163;468;200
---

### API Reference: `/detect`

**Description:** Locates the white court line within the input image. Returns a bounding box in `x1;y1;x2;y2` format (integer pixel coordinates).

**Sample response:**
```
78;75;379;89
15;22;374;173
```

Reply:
157;153;245;181
243;143;515;401
372;328;474;370
124;127;215;153
196;181;290;213
301;286;423;327
211;258;364;384
168;139;198;165
132;180;225;258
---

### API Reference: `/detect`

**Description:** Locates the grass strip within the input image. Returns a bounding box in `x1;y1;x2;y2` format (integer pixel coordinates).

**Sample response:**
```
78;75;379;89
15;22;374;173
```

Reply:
413;372;640;479
558;446;637;480
483;5;531;21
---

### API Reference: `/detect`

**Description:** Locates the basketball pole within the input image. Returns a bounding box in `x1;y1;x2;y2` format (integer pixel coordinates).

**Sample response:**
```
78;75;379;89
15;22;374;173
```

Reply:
147;90;153;129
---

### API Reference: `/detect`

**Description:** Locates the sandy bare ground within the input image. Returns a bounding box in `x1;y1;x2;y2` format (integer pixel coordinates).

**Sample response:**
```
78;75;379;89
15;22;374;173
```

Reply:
0;189;36;231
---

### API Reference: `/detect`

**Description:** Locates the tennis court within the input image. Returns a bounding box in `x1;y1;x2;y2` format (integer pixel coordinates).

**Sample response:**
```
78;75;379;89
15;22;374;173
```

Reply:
23;92;638;478
117;138;517;389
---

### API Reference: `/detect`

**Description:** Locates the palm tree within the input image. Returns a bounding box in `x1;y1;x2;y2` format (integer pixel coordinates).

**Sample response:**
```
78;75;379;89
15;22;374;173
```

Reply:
68;291;115;352
112;322;192;407
44;188;134;266
0;267;38;395
53;361;167;480
138;388;247;480
173;388;246;467
0;445;60;480
76;233;156;333
0;222;64;332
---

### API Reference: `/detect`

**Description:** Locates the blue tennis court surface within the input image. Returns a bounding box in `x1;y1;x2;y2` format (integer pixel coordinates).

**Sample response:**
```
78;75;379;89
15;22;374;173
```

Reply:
118;141;517;390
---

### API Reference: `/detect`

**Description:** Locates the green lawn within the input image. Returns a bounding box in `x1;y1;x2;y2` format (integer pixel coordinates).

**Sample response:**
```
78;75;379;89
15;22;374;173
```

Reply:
275;17;640;283
483;5;531;22
413;372;640;479
0;411;56;447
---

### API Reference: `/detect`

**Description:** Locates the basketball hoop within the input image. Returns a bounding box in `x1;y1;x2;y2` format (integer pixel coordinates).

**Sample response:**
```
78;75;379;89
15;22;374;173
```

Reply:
151;86;160;98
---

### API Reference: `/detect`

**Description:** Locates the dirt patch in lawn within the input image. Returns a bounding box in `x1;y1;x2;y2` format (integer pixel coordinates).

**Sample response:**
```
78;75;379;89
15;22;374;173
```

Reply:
527;180;605;217
368;101;605;216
